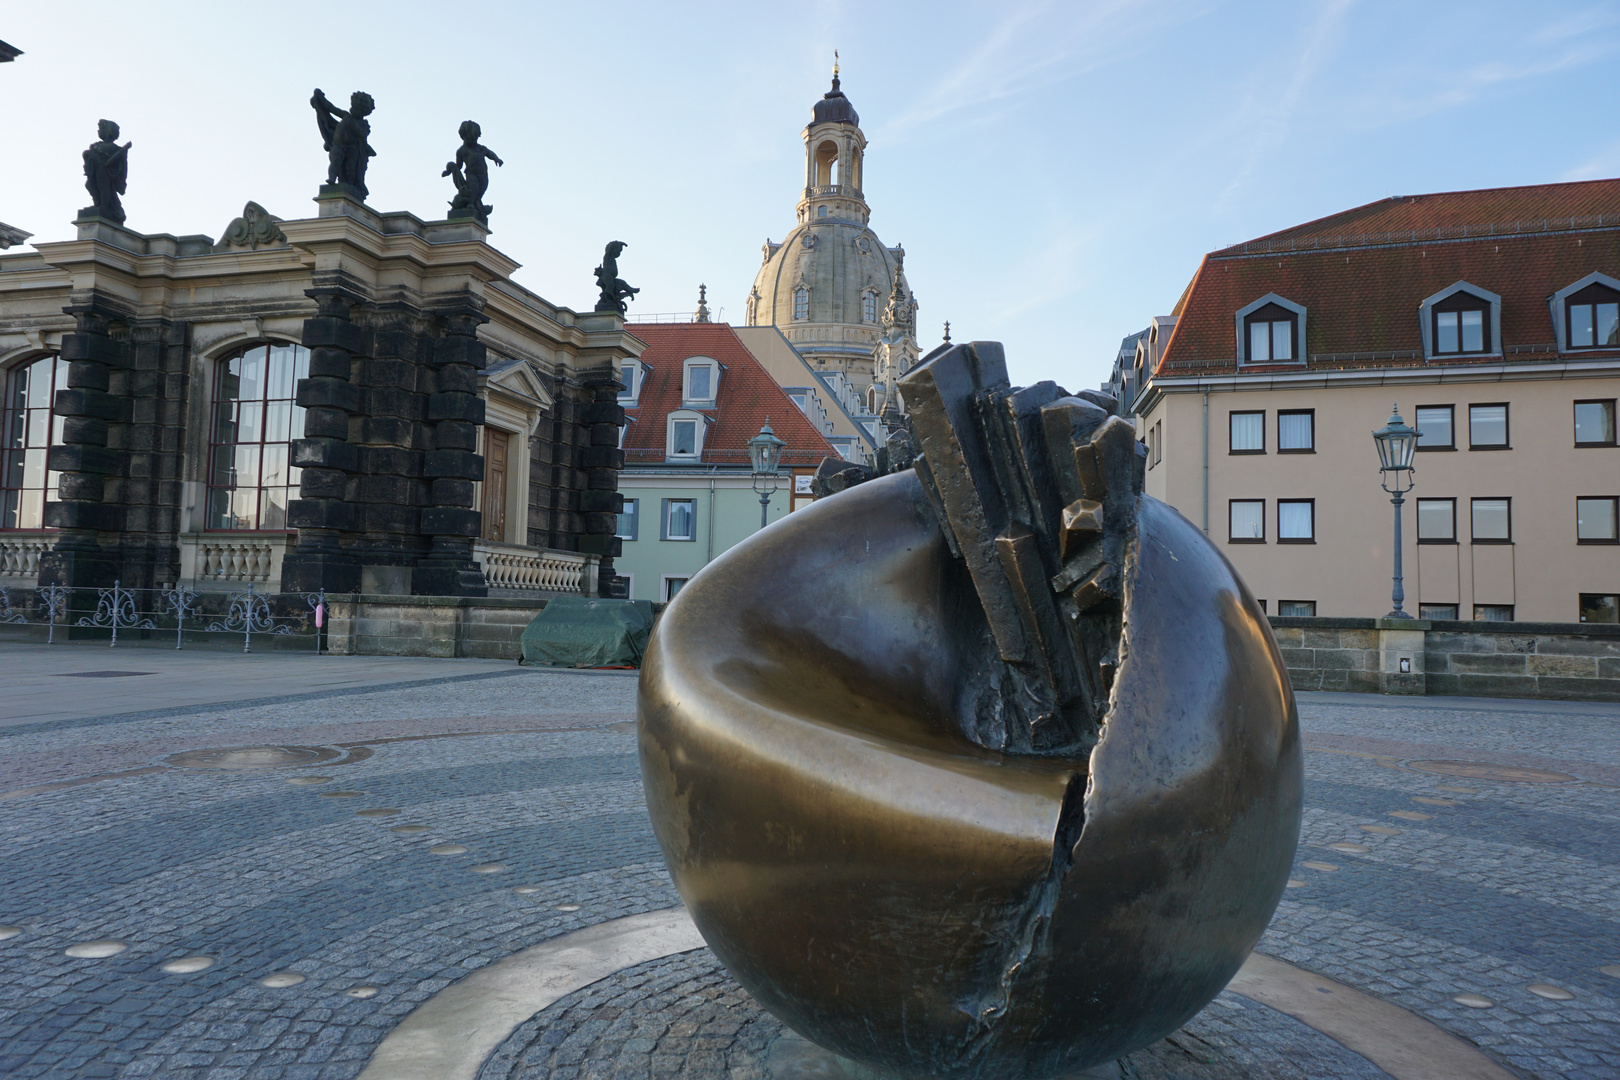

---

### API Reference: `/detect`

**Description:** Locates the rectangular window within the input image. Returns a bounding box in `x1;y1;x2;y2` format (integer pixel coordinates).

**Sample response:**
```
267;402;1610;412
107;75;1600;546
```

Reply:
670;419;697;457
1436;309;1486;354
1468;404;1508;449
1580;593;1619;623
1570;301;1620;347
1277;600;1316;617
1229;500;1265;542
1255;599;1267;614
1248;320;1293;362
794;288;809;320
1419;603;1459;620
618;362;637;402
687;365;712;401
1471;498;1511;542
1415;405;1454;450
616;498;639;541
1577;497;1619;542
1277;410;1314;452
1229;411;1264;453
1474;604;1514;622
1574;400;1617;446
662;498;696;541
1416;498;1456;542
1277;500;1314;542
663;576;690;602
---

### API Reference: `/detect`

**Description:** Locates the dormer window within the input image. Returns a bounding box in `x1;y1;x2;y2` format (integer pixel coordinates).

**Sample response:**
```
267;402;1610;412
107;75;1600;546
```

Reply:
1568;282;1620;348
617;361;647;405
794;287;809;321
683;358;718;405
666;410;709;460
1235;294;1306;366
862;289;878;323
1432;293;1491;354
1420;282;1500;360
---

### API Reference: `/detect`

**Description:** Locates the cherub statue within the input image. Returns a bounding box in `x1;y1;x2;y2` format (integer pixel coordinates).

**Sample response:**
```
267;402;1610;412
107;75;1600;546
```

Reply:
82;120;132;223
443;121;504;223
594;241;640;315
310;89;376;198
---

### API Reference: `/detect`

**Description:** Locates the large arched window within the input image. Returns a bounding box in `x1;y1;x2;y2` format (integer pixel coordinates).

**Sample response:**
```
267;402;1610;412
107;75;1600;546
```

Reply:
1;355;68;530
207;343;308;530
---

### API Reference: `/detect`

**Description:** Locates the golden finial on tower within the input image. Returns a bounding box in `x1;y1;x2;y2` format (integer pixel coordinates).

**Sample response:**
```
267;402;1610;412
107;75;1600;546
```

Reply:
833;50;840;77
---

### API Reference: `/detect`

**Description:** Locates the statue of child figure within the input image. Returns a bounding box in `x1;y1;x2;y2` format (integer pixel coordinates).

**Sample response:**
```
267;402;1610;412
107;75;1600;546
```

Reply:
442;121;504;223
82;119;132;223
310;89;376;199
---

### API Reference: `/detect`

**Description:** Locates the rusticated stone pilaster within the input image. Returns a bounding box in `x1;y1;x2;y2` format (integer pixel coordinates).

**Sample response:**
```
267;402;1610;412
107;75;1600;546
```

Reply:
413;311;488;597
578;369;627;596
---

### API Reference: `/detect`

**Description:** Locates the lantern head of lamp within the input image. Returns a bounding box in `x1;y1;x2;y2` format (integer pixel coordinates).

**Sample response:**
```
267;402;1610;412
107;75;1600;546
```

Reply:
748;421;786;478
1372;405;1420;494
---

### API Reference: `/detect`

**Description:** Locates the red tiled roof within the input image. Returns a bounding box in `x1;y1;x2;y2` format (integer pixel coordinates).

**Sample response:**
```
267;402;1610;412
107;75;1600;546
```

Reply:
1157;179;1620;376
621;322;837;467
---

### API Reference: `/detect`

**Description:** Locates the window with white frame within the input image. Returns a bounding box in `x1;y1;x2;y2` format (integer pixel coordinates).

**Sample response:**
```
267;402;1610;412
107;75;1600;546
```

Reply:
1277;500;1314;542
616;498;639;541
618;361;642;404
669;418;698;458
663;576;690;601
1277;410;1314;452
1229;500;1265;542
793;287;809;320
684;359;717;405
1230;411;1264;453
661;499;696;542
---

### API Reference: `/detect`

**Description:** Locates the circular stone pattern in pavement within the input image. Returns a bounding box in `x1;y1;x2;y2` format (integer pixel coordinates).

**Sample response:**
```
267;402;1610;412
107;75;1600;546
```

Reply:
1406;759;1579;784
164;745;342;770
475;951;1396;1080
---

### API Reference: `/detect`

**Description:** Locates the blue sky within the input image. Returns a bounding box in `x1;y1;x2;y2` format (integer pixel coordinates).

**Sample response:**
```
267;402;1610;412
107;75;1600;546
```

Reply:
3;1;1618;391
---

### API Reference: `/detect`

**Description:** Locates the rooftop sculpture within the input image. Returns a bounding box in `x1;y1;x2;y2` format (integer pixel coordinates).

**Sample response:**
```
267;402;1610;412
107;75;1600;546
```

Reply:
639;341;1302;1077
593;241;639;315
443;120;503;224
310;89;375;199
81;120;131;223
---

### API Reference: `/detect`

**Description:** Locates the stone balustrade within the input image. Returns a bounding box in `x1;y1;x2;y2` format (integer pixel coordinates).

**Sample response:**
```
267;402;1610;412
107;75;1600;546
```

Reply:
473;541;598;595
0;531;53;581
178;531;296;589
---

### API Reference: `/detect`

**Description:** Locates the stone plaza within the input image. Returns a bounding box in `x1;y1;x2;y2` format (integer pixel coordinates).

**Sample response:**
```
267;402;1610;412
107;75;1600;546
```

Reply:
0;642;1616;1079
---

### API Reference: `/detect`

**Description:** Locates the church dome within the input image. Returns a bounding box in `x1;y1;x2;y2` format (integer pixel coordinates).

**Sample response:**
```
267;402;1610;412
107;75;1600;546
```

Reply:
812;76;859;126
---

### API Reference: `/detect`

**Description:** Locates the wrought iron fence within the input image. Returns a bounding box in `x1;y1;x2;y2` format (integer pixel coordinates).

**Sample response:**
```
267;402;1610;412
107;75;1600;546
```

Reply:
0;582;329;652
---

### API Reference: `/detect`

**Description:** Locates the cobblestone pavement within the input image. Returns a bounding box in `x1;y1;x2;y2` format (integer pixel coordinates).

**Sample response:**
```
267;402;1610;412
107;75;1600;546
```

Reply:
0;645;1616;1079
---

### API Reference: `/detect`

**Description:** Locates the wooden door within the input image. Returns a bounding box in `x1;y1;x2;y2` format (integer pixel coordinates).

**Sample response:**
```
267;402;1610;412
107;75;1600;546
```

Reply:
482;429;508;542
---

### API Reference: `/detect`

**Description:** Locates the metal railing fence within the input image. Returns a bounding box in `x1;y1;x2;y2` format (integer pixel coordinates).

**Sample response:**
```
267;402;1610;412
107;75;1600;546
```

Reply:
0;581;329;652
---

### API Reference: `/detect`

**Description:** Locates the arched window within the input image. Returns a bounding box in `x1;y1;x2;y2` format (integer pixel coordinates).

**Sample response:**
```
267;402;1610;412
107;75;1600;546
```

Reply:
794;287;809;321
1;355;68;530
817;205;828;218
207;343;309;530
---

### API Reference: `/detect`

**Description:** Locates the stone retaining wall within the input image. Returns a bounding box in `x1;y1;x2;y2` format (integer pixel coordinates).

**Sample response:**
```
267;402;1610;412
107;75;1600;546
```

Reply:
324;595;549;660
1269;617;1620;702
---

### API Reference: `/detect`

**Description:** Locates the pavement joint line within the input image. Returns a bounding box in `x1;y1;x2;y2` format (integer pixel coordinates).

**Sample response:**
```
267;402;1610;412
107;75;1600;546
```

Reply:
355;907;1520;1080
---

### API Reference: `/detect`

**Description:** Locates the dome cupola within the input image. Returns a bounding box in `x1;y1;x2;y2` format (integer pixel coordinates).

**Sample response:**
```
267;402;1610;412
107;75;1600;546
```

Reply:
812;73;859;126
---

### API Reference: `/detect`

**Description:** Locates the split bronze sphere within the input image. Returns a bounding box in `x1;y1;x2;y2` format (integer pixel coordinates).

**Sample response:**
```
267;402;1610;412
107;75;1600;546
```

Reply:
638;343;1302;1078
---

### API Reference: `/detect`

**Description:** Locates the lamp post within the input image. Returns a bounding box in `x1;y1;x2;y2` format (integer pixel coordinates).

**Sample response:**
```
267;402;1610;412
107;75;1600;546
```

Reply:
748;420;786;531
1372;405;1422;619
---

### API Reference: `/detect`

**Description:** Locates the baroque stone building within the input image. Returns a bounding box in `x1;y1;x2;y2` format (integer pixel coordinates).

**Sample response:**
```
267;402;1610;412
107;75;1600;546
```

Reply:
0;191;639;599
746;68;919;409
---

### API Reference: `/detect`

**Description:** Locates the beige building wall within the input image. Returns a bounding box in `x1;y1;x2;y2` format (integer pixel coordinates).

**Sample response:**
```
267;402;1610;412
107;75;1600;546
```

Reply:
1137;365;1620;622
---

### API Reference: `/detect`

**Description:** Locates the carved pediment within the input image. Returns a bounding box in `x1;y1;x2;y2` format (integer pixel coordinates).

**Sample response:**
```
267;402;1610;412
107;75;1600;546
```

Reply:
213;201;287;253
484;358;554;411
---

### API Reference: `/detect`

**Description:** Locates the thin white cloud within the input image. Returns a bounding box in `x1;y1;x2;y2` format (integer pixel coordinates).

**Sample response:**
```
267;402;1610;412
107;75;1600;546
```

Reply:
1563;136;1620;181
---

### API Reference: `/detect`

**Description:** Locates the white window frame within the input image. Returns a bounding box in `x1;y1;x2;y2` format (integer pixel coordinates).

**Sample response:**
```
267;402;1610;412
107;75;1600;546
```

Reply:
682;358;719;406
666;410;708;460
661;574;691;601
1234;294;1307;368
617;360;647;405
616;497;639;541
1550;272;1620;353
1418;282;1502;361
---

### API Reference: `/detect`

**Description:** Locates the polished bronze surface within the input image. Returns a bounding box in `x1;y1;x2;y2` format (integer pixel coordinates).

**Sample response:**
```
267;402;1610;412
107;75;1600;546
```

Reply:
638;345;1301;1079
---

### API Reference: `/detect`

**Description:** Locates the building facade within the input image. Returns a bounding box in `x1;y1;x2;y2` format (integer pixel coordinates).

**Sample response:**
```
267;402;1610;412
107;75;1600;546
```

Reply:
745;69;919;414
1134;179;1620;624
0;193;640;600
614;321;835;602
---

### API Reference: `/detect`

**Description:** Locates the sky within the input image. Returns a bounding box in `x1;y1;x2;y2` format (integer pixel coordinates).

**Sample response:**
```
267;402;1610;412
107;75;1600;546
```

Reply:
3;1;1619;392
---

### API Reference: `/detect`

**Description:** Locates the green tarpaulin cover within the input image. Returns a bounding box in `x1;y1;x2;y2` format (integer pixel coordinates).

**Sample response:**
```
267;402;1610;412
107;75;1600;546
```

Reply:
519;596;656;668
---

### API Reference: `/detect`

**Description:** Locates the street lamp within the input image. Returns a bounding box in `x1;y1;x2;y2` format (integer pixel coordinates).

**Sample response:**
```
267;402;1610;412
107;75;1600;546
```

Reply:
748;420;786;530
1372;404;1422;619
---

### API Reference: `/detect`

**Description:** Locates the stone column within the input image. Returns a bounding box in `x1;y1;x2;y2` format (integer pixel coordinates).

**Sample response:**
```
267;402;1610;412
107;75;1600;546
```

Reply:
578;370;626;597
283;292;364;594
414;311;488;596
351;319;433;593
117;320;190;588
39;307;128;589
